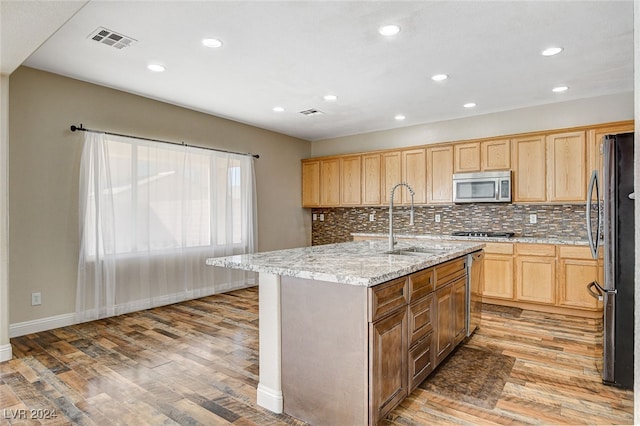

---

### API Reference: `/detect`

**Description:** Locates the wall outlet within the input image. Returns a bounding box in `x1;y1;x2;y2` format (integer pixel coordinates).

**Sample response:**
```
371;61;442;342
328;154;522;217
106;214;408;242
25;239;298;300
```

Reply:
435;214;441;223
529;213;537;224
319;213;324;222
369;213;375;222
312;213;317;221
31;292;41;306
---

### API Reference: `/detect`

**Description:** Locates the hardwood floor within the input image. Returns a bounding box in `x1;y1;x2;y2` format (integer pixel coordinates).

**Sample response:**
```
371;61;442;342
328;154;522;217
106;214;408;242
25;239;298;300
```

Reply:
0;287;634;425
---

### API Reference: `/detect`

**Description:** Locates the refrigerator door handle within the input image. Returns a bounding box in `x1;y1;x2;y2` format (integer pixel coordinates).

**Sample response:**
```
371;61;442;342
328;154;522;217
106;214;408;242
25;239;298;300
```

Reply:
586;170;601;259
586;280;616;301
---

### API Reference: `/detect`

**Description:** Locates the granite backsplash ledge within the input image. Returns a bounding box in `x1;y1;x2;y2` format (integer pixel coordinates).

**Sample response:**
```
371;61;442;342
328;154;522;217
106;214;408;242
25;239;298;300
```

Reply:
311;204;590;246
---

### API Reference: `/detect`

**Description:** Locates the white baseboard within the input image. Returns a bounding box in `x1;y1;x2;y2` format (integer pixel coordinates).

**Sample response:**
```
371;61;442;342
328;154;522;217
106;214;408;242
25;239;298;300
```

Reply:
9;312;76;338
257;383;283;414
0;343;12;362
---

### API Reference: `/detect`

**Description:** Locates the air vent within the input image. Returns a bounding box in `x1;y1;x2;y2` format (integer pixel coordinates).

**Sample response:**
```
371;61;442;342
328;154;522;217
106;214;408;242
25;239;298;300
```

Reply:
88;27;137;50
299;108;324;117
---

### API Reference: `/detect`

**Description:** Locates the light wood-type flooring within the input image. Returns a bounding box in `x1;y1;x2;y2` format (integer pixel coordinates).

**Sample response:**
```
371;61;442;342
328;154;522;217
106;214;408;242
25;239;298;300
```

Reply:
0;286;634;425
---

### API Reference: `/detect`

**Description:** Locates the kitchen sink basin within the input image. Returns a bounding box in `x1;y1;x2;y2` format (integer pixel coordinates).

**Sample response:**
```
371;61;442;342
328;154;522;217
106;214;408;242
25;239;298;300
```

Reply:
385;246;452;256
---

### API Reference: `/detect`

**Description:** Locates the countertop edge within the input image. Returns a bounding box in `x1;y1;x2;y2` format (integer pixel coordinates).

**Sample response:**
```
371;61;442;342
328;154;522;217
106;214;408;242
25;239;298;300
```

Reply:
351;233;590;246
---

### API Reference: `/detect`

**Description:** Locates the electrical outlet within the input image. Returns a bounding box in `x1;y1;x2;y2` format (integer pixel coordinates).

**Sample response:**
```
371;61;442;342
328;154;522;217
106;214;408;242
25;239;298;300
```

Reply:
31;292;41;306
369;213;375;222
435;214;441;223
319;213;324;222
312;213;317;221
529;214;537;224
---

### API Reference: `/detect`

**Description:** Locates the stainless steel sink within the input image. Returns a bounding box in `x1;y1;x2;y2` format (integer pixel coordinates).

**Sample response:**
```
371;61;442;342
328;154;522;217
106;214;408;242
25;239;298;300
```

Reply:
384;246;452;256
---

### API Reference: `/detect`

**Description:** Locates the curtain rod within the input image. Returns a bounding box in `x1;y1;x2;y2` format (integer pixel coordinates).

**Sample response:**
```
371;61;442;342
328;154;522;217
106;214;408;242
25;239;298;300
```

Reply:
69;124;260;159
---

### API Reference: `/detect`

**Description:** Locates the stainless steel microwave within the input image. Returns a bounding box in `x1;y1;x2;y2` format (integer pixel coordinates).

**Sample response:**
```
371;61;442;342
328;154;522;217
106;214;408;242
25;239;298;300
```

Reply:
452;171;512;203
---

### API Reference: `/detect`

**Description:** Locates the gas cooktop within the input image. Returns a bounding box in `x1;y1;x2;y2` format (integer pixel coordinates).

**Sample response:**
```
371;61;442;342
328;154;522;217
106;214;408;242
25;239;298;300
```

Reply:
451;231;515;238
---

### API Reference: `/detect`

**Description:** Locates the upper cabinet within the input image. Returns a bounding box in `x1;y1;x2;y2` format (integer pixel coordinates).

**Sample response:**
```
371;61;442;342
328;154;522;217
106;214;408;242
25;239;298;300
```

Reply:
546;131;587;202
301;121;633;208
454;139;510;173
512;136;547;202
427;145;453;204
402;148;427;205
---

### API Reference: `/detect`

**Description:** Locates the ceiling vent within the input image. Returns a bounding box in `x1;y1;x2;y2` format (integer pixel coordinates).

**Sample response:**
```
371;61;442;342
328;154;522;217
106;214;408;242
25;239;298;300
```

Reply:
88;27;137;50
299;108;324;117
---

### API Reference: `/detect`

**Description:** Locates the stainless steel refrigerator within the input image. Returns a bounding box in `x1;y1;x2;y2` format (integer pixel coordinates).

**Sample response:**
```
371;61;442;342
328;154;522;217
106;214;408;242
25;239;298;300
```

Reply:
586;132;635;390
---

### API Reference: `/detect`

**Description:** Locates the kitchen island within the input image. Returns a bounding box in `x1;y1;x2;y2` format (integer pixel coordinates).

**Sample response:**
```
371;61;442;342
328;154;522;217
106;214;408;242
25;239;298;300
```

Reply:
206;239;484;425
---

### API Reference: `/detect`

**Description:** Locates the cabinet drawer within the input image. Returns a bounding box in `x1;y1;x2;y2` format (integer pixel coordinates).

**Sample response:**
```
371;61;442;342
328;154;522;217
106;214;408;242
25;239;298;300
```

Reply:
369;277;409;322
408;332;434;392
558;245;596;259
516;243;556;257
435;257;466;288
484;242;514;255
409;268;434;302
408;294;435;345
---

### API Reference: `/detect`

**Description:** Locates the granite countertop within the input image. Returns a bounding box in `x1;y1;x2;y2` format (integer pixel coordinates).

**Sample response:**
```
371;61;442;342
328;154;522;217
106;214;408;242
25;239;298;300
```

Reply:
205;240;484;287
351;232;590;246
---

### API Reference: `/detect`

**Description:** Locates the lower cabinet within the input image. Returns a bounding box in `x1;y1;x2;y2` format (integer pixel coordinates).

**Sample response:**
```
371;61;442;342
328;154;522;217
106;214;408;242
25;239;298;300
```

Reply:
515;244;556;305
453;277;467;345
435;284;454;365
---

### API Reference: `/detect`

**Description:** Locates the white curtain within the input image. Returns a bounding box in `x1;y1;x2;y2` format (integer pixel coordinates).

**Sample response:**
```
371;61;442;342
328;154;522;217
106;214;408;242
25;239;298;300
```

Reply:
76;132;257;322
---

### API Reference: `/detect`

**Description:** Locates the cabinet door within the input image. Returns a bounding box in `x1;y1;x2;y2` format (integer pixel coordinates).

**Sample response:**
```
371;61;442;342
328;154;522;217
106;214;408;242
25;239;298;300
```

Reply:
558;246;602;310
481;139;511;170
301;160;320;207
587;123;634;199
547;131;587;202
340;155;361;206
483;254;514;299
435;284;454;364
515;255;556;305
408;332;434;392
381;151;402;205
453;277;467;345
369;308;408;425
427;145;453;204
454;142;481;173
402;148;426;204
320;158;340;206
512;136;546;202
362;153;381;205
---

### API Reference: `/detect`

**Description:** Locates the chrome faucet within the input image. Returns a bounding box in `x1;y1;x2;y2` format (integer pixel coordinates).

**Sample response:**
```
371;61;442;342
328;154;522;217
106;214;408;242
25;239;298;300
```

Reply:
389;182;415;251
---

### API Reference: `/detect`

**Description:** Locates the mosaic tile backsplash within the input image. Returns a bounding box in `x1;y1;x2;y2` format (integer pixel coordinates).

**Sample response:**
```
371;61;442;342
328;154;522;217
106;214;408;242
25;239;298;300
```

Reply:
311;204;591;246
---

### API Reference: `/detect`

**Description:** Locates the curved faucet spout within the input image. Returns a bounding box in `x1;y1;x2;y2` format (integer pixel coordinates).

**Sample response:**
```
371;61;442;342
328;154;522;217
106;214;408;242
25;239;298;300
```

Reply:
389;182;416;251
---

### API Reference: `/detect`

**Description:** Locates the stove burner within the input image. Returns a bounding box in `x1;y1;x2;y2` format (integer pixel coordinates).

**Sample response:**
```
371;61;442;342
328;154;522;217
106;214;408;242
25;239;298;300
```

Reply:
451;231;515;238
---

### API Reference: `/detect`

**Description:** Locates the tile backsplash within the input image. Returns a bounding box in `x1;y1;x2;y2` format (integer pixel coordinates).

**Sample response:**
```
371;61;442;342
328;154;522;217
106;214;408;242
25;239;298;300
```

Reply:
311;204;590;246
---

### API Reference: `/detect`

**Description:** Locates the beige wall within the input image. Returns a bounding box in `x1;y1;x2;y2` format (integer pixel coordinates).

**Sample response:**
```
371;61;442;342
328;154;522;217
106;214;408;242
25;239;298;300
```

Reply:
8;66;311;324
311;92;634;157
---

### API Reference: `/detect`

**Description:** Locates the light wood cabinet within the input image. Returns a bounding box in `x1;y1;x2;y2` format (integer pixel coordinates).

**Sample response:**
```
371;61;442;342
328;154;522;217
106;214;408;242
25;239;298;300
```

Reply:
427;145;453;204
320;158;341;206
558;246;603;310
482;139;511;170
381;151;402;205
362;153;382;205
515;244;556;305
482;243;514;300
301;160;320;207
512;135;547;202
340;155;361;206
401;148;427;204
547;131;587;202
453;142;481;173
587;123;634;199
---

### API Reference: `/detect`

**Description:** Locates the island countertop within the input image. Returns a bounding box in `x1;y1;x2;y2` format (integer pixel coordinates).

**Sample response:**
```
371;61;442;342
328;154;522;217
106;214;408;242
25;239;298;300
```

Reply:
205;239;484;287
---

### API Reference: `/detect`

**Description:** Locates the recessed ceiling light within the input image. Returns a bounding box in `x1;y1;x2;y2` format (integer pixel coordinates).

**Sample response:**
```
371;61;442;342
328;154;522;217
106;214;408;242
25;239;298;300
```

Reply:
552;85;569;93
394;114;406;121
202;38;223;48
323;94;338;102
431;74;448;82
379;24;400;36
463;102;477;108
147;64;165;72
273;106;285;112
542;47;563;56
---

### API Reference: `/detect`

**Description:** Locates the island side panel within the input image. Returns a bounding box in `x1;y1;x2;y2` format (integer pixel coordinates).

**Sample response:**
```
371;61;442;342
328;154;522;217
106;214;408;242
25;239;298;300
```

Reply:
281;276;369;426
257;273;284;413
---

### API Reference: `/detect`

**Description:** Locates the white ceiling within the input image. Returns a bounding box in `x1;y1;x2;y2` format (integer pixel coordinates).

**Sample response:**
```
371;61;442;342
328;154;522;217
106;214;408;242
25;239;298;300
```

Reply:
11;1;636;142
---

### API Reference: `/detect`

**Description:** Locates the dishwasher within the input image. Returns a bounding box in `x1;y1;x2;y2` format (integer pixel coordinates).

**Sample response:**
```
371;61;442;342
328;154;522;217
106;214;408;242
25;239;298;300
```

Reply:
466;250;484;336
